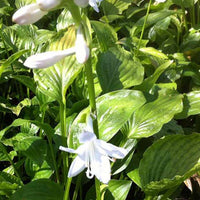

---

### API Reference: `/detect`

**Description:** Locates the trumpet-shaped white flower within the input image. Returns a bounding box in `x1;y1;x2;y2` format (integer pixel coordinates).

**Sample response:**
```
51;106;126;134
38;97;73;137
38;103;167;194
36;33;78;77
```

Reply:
74;0;103;12
75;27;90;64
37;0;62;11
24;48;76;69
24;27;89;69
12;0;61;25
154;0;166;3
12;3;47;25
59;117;128;184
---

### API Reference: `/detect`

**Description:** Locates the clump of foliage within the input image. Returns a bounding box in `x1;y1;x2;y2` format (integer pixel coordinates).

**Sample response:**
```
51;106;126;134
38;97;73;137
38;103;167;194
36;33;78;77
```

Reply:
1;0;200;199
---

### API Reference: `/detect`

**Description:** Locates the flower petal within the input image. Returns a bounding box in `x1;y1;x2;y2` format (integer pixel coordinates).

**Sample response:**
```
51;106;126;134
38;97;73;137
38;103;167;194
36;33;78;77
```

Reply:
79;131;96;144
24;48;75;69
68;155;86;177
37;0;61;11
59;146;77;154
96;139;128;159
91;149;111;184
89;0;99;12
12;3;47;25
75;28;90;64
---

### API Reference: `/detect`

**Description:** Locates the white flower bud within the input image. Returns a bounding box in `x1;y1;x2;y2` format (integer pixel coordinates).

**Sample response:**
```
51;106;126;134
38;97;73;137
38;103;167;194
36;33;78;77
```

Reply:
37;0;62;11
75;28;90;64
24;48;76;69
12;3;48;25
73;0;89;8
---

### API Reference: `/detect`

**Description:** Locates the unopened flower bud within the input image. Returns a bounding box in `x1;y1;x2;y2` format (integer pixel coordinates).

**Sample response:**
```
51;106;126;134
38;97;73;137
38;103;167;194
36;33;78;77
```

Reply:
75;28;90;64
12;3;47;25
37;0;62;11
24;48;76;69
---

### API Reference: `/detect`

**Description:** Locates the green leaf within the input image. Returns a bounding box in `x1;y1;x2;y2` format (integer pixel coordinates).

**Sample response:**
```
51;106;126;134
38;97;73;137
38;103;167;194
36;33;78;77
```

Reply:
172;0;194;8
97;90;146;141
13;134;47;166
139;134;200;195
108;180;132;200
101;0;131;15
135;60;172;92
128;91;183;138
139;47;168;59
34;26;82;103
10;179;64;200
175;91;200;119
91;21;118;51
127;169;142;188
96;47;144;93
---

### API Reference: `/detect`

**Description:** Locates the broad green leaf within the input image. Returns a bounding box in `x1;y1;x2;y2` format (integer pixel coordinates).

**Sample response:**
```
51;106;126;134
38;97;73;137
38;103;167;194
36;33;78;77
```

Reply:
101;0;132;15
10;179;64;200
135;60;172;92
91;21;118;51
139;134;200;195
172;0;195;8
108;180;132;200
13;134;47;166
34;26;82;103
97;90;146;141
175;91;200;119
128;91;183;138
96;47;144;93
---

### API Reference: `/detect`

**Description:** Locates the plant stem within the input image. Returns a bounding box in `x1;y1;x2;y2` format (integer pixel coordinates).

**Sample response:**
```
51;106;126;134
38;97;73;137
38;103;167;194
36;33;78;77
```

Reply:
85;58;99;137
135;0;152;57
198;0;200;25
63;177;72;200
95;178;101;200
60;100;68;184
72;174;83;200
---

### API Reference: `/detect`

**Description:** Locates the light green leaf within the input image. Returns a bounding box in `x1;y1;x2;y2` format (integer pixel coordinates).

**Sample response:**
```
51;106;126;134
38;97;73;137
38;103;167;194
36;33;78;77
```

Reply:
139;134;200;195
127;169;142;188
97;47;144;93
10;179;63;200
34;26;82;103
139;47;168;59
108;180;132;200
175;91;200;119
128;91;183;138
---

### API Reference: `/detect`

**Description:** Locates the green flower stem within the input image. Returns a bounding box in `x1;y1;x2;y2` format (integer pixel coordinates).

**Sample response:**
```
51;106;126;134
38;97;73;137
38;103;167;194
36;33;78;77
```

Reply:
60;100;68;184
135;0;152;57
95;178;101;200
198;0;200;25
65;1;82;26
72;174;83;200
63;177;72;200
85;58;99;137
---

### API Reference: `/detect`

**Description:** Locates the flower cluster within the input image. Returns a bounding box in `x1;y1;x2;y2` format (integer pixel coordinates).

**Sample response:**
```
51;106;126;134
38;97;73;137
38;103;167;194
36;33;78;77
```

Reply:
59;116;128;184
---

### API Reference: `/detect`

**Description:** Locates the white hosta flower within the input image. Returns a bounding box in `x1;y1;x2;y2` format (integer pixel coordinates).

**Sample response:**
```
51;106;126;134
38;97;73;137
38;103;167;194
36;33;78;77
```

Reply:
24;48;76;69
74;0;103;12
75;28;90;64
37;0;62;11
59;117;128;184
12;3;47;25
